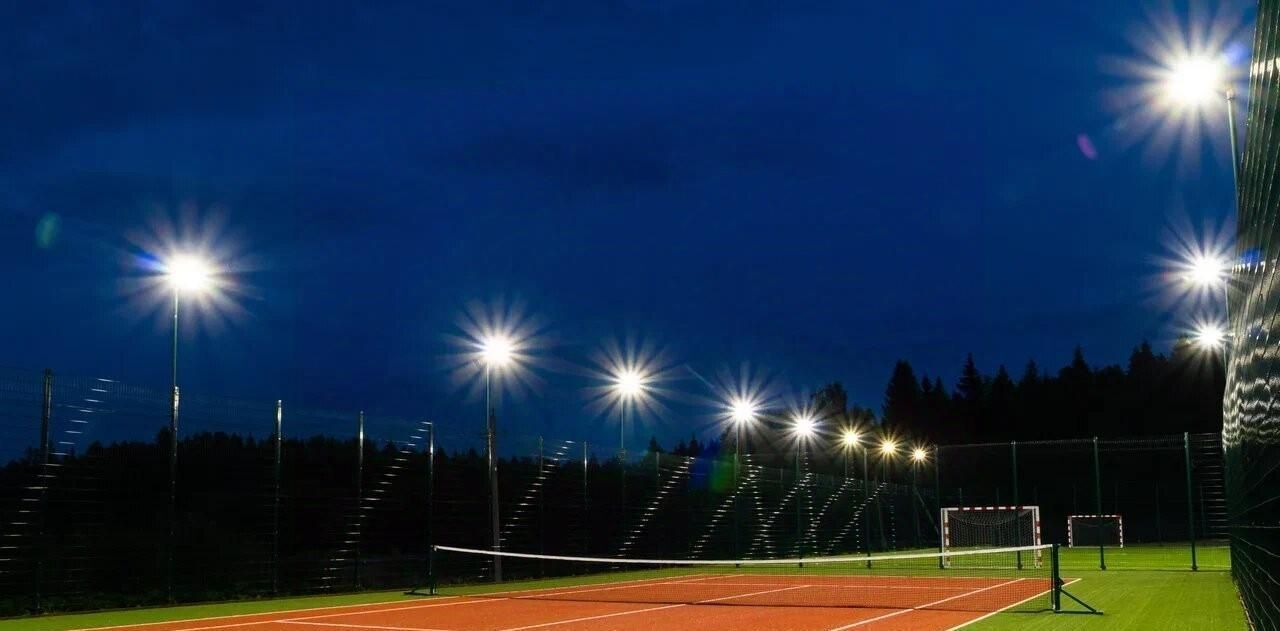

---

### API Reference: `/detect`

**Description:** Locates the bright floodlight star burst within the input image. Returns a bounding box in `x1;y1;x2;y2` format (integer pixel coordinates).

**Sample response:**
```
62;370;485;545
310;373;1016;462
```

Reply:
1164;56;1225;106
165;255;214;293
614;369;647;399
480;334;515;367
1194;323;1227;350
730;397;758;424
912;447;928;463
1186;254;1228;288
880;440;898;456
841;429;860;447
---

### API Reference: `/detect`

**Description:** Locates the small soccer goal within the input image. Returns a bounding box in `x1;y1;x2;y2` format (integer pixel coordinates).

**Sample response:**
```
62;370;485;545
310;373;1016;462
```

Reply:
1067;514;1125;548
941;505;1042;568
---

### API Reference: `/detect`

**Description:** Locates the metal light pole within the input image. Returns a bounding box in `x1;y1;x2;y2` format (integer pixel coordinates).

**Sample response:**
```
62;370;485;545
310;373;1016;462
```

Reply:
485;361;501;581
729;397;757;560
161;254;213;602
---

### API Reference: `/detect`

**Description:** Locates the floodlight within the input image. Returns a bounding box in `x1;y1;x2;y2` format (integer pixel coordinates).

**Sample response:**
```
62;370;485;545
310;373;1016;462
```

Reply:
841;429;860;447
880;440;898;456
1165;55;1225;106
730;397;758;424
480;334;515;367
1185;254;1229;288
164;255;213;293
911;447;928;463
1193;323;1227;350
613;369;648;399
792;413;817;438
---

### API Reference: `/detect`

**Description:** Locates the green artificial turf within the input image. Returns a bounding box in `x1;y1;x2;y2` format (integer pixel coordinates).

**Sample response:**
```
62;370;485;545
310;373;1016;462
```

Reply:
5;546;1246;631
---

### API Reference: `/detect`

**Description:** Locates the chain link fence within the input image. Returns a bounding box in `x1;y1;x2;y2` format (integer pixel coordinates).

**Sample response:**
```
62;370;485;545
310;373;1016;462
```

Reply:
0;368;1230;616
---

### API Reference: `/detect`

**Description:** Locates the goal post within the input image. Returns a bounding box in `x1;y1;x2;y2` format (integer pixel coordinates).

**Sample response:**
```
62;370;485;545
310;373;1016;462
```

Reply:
1066;514;1124;548
941;505;1042;568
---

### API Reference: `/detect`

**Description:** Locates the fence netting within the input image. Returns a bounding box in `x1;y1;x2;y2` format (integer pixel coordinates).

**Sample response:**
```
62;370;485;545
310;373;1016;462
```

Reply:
0;368;1231;616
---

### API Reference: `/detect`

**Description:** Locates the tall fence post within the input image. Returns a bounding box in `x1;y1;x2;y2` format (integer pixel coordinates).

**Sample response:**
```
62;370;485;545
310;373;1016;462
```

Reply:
935;446;943;569
168;384;180;602
354;411;364;588
537;436;545;577
863;446;871;567
1092;436;1105;570
426;421;434;589
582;441;589;557
35;368;53;612
272;400;283;595
1011;441;1021;570
1184;432;1198;571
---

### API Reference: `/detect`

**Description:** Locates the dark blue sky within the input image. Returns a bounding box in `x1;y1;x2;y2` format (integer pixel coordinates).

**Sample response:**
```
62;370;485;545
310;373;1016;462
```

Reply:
0;1;1252;450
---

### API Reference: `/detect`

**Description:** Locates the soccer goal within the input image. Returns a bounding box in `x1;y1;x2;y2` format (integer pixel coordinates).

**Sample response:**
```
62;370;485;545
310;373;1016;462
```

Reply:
941;505;1042;568
1067;514;1124;548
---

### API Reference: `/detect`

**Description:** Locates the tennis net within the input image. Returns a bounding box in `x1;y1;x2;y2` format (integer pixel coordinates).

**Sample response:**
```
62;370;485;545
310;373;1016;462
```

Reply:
428;544;1061;613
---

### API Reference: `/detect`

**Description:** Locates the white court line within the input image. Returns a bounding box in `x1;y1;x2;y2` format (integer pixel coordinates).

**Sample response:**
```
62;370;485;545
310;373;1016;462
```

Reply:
942;578;1081;631
278;623;454;631
492;584;810;631
689;581;975;591
825;578;1026;630
282;574;727;623
284;598;510;622
506;575;730;599
62;598;461;631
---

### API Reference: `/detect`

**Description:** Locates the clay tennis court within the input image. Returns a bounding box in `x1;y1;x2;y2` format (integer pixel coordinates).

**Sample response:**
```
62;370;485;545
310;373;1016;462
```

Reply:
62;573;1058;631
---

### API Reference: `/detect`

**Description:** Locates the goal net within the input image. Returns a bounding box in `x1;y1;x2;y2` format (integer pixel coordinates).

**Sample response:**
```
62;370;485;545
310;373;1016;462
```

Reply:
941;506;1041;568
1067;514;1124;548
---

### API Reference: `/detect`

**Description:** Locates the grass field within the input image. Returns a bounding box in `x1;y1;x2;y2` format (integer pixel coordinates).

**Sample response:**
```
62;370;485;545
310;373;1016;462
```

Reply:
3;546;1245;631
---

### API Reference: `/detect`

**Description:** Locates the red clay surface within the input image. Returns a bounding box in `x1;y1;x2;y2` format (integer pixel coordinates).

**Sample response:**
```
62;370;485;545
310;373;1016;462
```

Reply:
69;575;1053;631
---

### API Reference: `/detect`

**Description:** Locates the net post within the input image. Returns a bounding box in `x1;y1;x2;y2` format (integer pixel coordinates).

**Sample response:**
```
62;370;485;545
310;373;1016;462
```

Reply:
427;545;437;596
272;399;283;596
1052;543;1062;612
1183;432;1198;571
1092;436;1105;571
34;368;53;613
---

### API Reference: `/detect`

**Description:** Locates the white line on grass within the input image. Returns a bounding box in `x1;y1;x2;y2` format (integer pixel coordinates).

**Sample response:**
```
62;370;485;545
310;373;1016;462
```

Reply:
824;578;1026;630
942;577;1082;631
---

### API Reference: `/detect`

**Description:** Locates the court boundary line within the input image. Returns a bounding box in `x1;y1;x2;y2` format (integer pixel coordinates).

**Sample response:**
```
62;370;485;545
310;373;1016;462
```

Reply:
825;578;1027;630
491;584;811;631
279;623;454;631
61;598;461;631
942;577;1082;631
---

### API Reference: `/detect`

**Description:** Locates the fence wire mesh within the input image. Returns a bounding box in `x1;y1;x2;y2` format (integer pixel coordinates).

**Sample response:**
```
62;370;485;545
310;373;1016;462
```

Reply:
0;368;1232;615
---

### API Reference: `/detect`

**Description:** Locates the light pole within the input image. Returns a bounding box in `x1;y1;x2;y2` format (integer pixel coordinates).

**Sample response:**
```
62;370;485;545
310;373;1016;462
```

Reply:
729;397;758;559
791;412;818;560
611;368;647;533
479;334;513;581
911;447;928;549
161;254;213;601
840;429;860;478
878;439;898;550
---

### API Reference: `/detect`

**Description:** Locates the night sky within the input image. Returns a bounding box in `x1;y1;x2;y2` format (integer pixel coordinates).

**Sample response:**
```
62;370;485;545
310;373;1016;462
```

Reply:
0;1;1252;450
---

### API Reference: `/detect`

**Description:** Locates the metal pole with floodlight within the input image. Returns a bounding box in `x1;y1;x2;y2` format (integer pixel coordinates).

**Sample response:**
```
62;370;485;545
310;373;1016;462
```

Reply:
879;440;898;551
730;398;757;560
911;447;927;549
479;335;513;582
611;369;646;535
791;413;817;561
161;254;213;602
